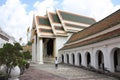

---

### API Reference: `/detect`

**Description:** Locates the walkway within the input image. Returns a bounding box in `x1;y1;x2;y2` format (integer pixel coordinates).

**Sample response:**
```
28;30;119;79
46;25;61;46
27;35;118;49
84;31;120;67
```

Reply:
20;63;119;80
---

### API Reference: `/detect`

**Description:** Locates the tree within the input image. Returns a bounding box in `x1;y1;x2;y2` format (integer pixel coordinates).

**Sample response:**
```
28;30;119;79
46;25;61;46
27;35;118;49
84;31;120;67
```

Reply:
23;51;32;60
0;42;24;77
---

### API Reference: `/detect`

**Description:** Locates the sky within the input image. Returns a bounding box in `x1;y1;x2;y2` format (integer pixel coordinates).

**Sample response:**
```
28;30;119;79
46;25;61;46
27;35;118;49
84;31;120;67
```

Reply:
0;0;120;45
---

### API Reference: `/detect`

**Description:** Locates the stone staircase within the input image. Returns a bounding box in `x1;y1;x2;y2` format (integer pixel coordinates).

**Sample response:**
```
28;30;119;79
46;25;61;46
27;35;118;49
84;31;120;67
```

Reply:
43;57;55;63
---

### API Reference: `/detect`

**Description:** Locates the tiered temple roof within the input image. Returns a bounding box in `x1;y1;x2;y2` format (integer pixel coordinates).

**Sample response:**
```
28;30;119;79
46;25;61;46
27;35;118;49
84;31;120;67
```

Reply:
60;9;120;50
31;9;96;38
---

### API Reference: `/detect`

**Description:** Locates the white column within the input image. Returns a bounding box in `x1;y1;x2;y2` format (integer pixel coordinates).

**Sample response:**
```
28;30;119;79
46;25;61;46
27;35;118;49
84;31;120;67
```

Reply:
92;50;98;69
102;46;109;71
81;52;87;67
69;53;72;64
36;38;43;64
75;53;79;66
54;39;57;57
32;35;36;63
32;40;35;62
107;46;115;72
64;53;67;64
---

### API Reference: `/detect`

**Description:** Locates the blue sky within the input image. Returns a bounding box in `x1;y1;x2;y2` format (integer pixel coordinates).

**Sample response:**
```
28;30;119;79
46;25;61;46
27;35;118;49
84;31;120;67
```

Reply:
0;0;119;44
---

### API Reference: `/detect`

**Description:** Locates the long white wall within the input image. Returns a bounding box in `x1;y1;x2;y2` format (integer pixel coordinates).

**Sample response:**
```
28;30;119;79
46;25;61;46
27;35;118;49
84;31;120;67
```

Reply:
59;36;120;72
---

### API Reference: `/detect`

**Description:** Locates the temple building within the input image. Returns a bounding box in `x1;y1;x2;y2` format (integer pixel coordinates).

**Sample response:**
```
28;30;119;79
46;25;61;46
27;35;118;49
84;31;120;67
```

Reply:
0;27;16;48
31;9;96;64
59;9;120;73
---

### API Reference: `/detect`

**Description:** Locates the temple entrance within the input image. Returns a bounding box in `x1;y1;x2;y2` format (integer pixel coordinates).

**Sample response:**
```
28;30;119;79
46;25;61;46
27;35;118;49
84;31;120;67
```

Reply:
43;38;55;62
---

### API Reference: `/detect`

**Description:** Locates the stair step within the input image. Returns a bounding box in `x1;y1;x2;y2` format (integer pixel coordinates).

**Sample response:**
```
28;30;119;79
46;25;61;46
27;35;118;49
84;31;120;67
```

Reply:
44;58;55;63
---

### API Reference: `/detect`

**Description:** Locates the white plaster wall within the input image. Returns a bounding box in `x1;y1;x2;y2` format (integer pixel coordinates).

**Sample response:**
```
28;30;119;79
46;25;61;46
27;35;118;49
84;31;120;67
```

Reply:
92;49;98;69
64;53;67;63
75;52;79;66
55;37;67;57
106;40;120;72
81;51;87;67
57;51;63;63
64;53;67;64
69;53;73;65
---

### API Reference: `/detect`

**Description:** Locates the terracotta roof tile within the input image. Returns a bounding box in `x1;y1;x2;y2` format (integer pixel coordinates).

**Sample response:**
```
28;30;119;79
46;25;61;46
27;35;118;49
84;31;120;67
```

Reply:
66;9;120;44
61;28;120;50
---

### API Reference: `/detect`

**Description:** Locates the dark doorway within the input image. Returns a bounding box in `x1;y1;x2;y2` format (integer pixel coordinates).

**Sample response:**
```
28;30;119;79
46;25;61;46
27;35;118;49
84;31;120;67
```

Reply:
61;54;64;63
72;54;75;65
78;53;81;66
86;52;90;67
113;48;120;72
47;39;54;56
97;50;104;70
43;38;54;57
67;54;69;64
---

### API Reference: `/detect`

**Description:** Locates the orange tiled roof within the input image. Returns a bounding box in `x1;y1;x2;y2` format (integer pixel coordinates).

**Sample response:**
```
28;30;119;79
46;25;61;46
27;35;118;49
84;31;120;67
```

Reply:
61;28;120;50
60;9;120;50
66;9;120;44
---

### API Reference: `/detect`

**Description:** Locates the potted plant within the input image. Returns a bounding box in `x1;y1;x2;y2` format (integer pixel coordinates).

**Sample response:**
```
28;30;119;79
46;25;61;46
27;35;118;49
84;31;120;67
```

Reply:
22;51;32;69
0;43;23;80
19;59;27;75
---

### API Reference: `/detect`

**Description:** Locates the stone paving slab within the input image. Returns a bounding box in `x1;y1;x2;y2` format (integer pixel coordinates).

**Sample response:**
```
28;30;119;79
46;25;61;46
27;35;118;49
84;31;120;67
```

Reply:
20;67;67;80
20;63;119;80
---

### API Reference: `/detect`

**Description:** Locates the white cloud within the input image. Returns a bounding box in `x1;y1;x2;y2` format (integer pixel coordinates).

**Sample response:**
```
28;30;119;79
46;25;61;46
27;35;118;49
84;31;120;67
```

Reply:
61;0;120;21
33;0;58;16
0;0;33;44
0;0;119;45
0;0;58;45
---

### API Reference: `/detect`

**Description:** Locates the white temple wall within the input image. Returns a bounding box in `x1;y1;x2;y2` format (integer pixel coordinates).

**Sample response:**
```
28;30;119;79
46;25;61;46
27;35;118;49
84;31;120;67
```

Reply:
69;53;73;65
64;53;67;64
107;40;120;72
55;37;67;57
59;36;120;72
75;52;79;66
92;49;98;69
81;51;87;67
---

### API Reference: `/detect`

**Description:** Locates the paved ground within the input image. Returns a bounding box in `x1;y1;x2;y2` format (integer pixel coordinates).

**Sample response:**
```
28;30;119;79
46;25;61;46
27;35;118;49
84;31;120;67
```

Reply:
20;63;119;80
